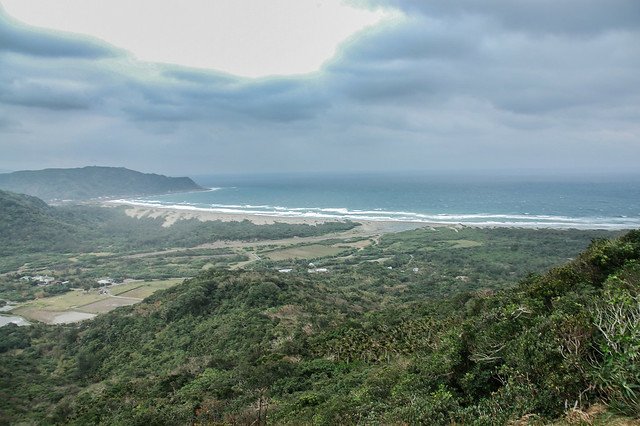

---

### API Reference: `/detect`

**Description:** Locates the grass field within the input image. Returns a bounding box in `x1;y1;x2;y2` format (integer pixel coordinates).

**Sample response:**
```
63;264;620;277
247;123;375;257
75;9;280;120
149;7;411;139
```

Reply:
262;244;348;261
331;239;374;250
448;239;483;248
16;290;110;311
115;279;183;299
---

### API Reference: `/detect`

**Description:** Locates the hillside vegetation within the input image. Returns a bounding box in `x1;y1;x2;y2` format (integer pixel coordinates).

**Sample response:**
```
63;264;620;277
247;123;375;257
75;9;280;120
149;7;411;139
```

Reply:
0;189;357;259
0;189;78;254
1;231;639;424
0;166;203;200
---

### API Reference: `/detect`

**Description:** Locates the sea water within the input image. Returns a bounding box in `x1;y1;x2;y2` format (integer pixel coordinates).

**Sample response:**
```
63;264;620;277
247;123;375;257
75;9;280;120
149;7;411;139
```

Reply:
117;172;640;230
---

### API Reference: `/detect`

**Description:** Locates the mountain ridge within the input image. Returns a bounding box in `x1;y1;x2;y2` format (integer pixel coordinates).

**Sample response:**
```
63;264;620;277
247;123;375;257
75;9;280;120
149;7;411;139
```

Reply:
0;166;204;201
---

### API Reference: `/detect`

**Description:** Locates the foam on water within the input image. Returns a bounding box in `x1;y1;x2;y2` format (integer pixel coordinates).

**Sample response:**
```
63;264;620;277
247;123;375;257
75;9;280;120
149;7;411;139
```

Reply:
112;173;640;230
112;199;640;229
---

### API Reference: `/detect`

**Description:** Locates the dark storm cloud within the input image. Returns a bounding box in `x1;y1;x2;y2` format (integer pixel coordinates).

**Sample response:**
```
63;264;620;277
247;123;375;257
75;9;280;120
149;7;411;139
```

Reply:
326;7;640;115
0;6;120;58
0;116;22;132
357;0;640;35
223;78;330;122
0;1;639;174
117;72;329;123
0;52;116;111
0;77;95;110
336;16;480;63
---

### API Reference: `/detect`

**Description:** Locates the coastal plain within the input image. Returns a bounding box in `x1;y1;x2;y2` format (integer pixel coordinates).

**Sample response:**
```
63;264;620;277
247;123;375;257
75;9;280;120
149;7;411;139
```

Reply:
2;201;620;326
2;202;419;325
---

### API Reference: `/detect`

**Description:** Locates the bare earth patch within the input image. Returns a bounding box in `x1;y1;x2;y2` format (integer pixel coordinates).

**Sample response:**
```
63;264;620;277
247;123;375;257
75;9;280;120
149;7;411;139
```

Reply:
76;297;140;314
449;239;483;248
11;307;95;324
51;311;97;324
331;239;374;249
263;244;347;261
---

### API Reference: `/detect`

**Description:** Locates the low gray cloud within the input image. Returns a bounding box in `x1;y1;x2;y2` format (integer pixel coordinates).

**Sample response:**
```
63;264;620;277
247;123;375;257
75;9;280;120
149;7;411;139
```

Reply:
0;1;639;175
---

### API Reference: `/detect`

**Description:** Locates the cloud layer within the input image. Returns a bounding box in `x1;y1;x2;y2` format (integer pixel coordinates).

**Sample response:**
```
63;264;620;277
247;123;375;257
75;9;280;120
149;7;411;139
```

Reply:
1;1;639;175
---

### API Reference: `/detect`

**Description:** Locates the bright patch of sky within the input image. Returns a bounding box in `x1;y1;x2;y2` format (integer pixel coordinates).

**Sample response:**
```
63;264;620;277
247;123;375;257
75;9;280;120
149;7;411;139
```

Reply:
0;0;388;77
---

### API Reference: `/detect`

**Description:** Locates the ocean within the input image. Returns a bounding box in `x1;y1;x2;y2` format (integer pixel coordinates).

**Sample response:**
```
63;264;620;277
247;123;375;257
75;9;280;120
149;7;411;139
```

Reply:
117;172;640;230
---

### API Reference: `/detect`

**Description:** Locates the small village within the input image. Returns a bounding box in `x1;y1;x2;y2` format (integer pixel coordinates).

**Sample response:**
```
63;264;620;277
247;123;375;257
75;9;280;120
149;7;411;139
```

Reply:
14;274;134;298
20;275;69;287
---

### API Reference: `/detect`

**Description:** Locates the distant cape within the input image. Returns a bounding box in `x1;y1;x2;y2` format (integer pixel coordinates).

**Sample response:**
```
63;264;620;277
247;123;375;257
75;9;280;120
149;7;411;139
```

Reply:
0;166;204;201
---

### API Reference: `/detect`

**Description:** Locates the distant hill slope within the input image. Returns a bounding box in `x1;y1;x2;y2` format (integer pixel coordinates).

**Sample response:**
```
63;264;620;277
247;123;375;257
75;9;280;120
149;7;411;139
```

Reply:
0;166;203;200
0;189;357;258
0;190;76;253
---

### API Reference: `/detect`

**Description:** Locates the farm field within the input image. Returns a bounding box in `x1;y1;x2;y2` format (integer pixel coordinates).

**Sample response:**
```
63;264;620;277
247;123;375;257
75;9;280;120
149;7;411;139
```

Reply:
75;297;140;314
114;278;183;299
9;279;182;324
261;244;348;261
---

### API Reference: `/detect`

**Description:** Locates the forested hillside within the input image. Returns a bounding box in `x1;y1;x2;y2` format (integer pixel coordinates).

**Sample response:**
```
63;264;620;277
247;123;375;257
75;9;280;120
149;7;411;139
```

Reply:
0;166;203;200
0;189;78;254
0;189;357;259
1;231;639;424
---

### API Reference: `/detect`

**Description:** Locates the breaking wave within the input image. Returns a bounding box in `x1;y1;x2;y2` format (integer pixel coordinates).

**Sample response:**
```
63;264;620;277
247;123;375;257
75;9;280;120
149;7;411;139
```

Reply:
109;199;640;230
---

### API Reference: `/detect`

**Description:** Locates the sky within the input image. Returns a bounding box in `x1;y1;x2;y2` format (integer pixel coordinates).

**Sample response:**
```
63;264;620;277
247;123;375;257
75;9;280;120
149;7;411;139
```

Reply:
0;0;639;176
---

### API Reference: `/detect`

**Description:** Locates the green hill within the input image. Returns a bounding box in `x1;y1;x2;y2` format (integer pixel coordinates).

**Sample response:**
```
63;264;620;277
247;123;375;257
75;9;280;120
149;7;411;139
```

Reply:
0;166;204;201
0;188;54;221
1;230;639;424
0;189;79;254
0;189;357;259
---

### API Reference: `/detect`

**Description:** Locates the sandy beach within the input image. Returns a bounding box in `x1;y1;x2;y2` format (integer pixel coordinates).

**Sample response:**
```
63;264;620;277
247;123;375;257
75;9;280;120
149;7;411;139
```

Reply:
105;201;638;231
111;202;433;234
121;203;332;226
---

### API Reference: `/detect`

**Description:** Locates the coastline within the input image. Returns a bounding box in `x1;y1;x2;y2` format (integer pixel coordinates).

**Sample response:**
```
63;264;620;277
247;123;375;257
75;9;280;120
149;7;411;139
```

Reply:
106;202;435;233
121;203;334;226
105;201;638;231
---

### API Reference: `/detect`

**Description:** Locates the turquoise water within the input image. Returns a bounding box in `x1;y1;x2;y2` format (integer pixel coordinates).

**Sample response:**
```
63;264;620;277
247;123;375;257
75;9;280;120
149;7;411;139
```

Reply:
118;172;640;229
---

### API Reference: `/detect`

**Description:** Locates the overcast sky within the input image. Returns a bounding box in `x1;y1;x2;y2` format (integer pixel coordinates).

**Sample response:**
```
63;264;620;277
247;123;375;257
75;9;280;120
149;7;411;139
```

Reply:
0;0;639;176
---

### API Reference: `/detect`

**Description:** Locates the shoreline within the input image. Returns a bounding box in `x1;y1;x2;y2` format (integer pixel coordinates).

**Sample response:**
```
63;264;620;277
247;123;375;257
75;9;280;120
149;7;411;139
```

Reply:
111;202;428;234
105;201;637;231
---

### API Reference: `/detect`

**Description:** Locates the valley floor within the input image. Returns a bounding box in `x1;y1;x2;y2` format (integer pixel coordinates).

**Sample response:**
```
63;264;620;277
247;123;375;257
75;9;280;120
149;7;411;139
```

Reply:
1;204;620;327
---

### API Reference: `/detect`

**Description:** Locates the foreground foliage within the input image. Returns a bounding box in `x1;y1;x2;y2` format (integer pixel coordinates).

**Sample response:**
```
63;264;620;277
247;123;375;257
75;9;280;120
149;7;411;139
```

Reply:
2;231;640;424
